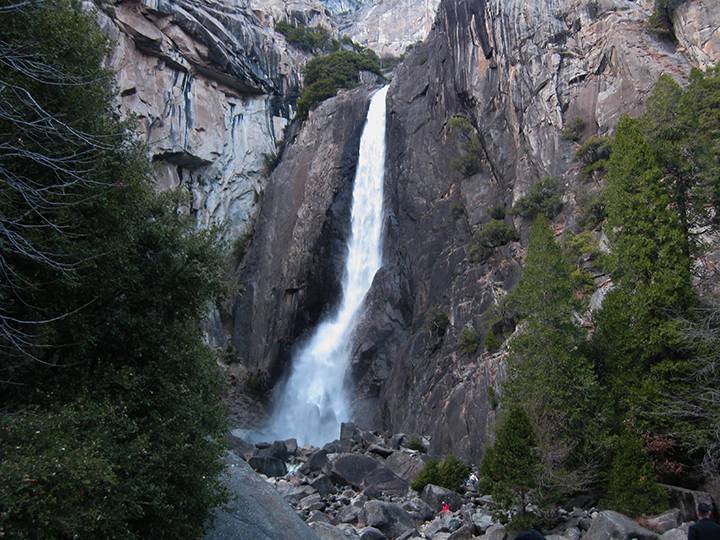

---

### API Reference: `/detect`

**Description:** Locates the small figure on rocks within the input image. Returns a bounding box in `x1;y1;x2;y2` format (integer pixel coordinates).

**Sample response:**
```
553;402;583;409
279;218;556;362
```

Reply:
441;501;450;513
466;472;479;491
689;503;720;540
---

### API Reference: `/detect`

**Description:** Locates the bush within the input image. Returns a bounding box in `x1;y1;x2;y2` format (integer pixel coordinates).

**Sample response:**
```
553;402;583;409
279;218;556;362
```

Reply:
296;49;382;119
576;136;612;181
275;21;336;53
425;307;450;338
489;205;507;220
232;231;253;262
512;176;563;220
469;220;519;262
411;455;470;492
450;200;466;219
448;116;483;176
578;191;607;230
561;116;586;142
246;369;271;397
405;435;426;453
647;0;682;39
604;430;668;516
458;326;480;354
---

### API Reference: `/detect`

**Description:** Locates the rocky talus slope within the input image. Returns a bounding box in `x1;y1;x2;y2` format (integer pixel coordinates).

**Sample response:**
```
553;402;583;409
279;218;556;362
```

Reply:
216;426;715;540
236;0;720;462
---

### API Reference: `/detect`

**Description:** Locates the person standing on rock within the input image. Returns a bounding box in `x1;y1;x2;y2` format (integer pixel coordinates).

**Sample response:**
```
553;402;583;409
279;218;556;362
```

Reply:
441;501;450;513
689;503;720;540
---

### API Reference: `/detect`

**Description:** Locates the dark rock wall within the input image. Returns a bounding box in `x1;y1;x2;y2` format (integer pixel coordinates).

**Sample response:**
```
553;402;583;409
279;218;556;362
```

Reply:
235;87;374;382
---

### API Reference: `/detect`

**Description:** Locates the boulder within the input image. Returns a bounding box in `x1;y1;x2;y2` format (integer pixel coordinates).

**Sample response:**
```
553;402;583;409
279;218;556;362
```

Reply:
299;493;326;512
362;466;409;497
341;422;363;443
361;500;416;539
227;433;255;460
644;509;681;534
277;482;316;505
424;514;462;538
204;452;319;540
471;509;494;532
330;454;381;488
308;511;331;523
312;475;337;497
661;484;715;522
337;503;363;524
301;449;329;474
485;523;507;540
584;511;657;540
420;484;464;512
310;522;360;540
659;523;691;540
256;440;290;461
447;525;477;540
248;456;287;478
384;451;428;483
368;444;395;458
359;527;388;540
401;497;435;521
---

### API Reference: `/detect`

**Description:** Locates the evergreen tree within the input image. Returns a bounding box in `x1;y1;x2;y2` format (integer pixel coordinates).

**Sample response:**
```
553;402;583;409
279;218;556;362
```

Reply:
501;217;602;498
594;116;694;421
0;2;227;537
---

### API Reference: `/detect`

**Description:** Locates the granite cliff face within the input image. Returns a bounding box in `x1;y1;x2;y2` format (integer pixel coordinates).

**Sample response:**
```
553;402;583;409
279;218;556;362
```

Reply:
236;0;719;462
97;0;313;239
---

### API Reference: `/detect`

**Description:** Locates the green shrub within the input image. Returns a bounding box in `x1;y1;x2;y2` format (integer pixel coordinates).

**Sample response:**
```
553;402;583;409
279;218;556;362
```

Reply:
448;116;483;176
296;49;382;119
604;431;668;516
512;176;563;220
489;205;507;220
487;386;499;410
275;21;337;53
411;455;470;492
484;326;504;352
246;369;270;397
647;0;682;39
458;326;480;354
469;220;519;262
405;435;426;452
578;191;607;230
561;116;586;141
425;307;450;338
232;231;253;262
576;136;612;181
450;200;466;219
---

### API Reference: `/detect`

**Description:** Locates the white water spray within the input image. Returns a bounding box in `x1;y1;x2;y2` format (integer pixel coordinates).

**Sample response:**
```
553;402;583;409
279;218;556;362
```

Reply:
264;86;389;447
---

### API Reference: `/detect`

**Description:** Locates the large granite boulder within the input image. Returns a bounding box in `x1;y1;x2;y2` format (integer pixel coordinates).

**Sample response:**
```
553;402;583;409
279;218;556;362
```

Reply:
204;452;319;540
248;455;287;477
584;511;657;540
662;484;715;522
329;453;409;496
360;500;417;539
420;484;464;512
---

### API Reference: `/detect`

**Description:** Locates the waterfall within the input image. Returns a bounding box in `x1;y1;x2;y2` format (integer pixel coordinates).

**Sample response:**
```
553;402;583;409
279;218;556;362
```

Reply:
264;85;389;447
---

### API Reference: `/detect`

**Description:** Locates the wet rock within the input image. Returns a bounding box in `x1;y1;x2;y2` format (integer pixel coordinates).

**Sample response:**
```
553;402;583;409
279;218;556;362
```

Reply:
645;509;682;534
584;511;657;540
360;500;416;539
420;484;464;512
204;452;319;540
248;456;287;478
256;441;290;461
302;450;330;474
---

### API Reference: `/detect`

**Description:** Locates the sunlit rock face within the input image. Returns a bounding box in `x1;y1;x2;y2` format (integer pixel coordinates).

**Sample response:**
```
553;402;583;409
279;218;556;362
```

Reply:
97;0;308;239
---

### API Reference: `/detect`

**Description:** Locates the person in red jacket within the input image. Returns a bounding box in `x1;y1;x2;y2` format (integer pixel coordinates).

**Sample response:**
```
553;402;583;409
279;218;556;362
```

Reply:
441;501;450;513
689;503;720;540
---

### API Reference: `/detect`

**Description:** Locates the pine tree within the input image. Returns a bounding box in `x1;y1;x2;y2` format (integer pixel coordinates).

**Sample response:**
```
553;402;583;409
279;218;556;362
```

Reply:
501;217;603;498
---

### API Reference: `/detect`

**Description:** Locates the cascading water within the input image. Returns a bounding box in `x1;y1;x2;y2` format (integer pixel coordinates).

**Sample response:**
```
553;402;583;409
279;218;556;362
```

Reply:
263;85;389;447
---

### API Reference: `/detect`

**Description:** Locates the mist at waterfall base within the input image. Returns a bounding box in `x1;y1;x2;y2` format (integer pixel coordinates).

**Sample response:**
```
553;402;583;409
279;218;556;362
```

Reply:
252;86;389;448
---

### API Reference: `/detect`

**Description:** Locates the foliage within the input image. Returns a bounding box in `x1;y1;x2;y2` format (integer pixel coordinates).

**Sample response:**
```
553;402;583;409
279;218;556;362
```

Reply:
425;307;450;338
275;21;337;53
647;0;684;39
577;190;607;230
451;200;467;219
604;430;668;516
592;116;694;419
512;177;564;220
480;406;540;509
484;327;504;353
232;231;253;262
296;49;382;119
561;117;586;142
458;326;480;354
405;435;426;453
489;205;507;220
469;220;519;262
448;116;483;176
411;455;470;492
575;136;612;181
246;369;270;397
0;2;227;537
502;217;603;499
